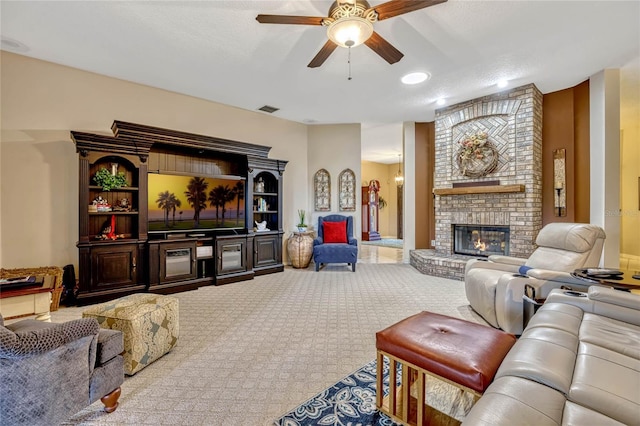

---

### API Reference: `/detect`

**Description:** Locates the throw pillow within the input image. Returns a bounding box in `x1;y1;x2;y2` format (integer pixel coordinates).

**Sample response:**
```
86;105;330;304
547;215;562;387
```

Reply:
323;221;347;243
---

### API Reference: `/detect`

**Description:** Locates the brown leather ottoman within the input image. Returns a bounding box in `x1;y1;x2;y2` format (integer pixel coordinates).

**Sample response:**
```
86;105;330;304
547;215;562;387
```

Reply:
375;311;516;425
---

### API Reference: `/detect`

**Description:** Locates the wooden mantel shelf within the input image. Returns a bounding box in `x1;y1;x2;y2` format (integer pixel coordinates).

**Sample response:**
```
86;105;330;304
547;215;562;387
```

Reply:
433;184;525;196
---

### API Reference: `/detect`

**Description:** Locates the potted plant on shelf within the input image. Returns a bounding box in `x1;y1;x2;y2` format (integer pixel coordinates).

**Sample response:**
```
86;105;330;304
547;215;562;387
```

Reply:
93;167;129;191
297;209;308;232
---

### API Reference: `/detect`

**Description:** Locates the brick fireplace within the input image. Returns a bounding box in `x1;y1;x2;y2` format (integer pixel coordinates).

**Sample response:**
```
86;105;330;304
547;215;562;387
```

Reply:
411;84;543;280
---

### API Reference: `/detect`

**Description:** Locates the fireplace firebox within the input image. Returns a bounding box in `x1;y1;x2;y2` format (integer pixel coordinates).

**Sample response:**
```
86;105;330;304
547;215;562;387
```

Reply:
453;225;510;257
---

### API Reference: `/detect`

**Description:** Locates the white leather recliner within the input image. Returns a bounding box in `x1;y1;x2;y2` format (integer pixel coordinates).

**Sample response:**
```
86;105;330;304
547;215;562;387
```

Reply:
464;222;606;335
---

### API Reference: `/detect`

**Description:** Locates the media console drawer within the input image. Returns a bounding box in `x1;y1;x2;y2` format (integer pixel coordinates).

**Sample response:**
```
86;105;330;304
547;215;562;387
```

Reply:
196;245;213;258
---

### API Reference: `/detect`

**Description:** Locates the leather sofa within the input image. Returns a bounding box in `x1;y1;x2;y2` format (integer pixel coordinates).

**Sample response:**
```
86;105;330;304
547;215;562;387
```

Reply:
463;286;640;425
0;313;125;425
465;222;606;335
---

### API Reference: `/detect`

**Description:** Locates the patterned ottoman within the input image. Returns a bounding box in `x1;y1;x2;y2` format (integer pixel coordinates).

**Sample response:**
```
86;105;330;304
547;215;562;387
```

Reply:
83;293;179;375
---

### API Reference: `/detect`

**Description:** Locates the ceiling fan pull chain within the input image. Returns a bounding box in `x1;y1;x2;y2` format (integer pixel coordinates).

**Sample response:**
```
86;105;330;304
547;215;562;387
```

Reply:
347;45;352;80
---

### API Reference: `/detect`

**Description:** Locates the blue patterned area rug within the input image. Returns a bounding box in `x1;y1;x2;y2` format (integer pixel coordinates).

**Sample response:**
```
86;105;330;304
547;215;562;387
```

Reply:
273;359;398;426
274;359;473;426
360;239;403;249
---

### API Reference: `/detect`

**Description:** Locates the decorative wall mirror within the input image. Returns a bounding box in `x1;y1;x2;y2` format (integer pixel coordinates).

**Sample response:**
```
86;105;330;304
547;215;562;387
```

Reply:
314;169;331;211
338;168;356;211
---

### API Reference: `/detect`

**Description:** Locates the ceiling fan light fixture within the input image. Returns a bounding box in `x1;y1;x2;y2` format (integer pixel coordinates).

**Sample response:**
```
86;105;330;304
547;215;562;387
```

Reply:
327;17;373;48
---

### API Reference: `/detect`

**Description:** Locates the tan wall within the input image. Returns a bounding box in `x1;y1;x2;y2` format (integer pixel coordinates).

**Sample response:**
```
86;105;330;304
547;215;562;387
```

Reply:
0;51;309;268
361;160;397;238
620;63;640;260
307;125;362;240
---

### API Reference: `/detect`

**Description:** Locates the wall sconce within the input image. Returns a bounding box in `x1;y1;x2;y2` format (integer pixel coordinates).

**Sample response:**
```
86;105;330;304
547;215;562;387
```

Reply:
394;154;404;187
553;149;566;217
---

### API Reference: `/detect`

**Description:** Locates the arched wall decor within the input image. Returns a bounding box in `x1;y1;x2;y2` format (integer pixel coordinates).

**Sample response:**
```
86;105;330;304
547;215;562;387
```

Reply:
314;168;331;211
338;168;356;211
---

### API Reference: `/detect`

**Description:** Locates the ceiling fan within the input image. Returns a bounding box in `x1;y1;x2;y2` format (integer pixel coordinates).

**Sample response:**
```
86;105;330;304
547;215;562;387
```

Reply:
256;0;447;68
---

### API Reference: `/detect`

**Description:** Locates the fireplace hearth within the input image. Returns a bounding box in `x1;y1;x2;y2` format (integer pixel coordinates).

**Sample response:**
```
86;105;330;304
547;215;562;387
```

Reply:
453;225;510;257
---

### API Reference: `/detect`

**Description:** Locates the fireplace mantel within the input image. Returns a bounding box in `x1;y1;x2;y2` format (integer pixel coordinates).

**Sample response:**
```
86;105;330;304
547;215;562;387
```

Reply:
433;184;525;196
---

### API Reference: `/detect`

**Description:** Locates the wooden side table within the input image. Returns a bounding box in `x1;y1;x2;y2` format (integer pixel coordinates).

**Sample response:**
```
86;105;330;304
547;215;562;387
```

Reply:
287;231;314;268
0;284;52;321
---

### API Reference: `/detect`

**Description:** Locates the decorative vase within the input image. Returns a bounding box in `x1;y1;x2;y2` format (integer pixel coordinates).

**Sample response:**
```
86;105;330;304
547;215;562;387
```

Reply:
297;226;308;232
287;232;313;268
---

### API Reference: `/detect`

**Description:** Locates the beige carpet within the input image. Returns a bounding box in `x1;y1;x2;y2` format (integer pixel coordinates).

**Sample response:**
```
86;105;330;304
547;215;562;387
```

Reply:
50;263;484;425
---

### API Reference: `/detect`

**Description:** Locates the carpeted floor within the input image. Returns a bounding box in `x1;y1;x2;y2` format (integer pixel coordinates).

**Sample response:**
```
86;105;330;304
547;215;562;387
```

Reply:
49;263;482;426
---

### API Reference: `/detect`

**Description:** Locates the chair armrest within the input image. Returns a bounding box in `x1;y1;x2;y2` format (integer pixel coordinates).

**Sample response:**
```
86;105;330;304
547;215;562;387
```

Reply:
546;286;640;326
313;237;323;247
525;269;590;287
96;328;124;365
521;270;591;299
348;237;357;246
1;318;99;359
587;285;640;309
465;258;521;275
488;255;527;266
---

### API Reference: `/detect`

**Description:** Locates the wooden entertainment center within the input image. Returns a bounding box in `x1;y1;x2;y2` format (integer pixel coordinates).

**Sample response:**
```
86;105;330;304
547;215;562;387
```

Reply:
71;121;287;304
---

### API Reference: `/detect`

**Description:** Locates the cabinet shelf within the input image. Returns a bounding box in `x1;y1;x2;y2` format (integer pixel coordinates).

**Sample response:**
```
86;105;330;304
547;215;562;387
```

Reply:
253;192;277;197
89;185;139;191
253;210;278;214
89;211;139;216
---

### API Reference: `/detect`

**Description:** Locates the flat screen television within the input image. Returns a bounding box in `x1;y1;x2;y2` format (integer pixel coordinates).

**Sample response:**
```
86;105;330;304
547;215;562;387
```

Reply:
148;173;246;233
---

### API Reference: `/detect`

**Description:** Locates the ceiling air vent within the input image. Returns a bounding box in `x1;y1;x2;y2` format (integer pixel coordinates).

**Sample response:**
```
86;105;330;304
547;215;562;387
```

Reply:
258;105;279;113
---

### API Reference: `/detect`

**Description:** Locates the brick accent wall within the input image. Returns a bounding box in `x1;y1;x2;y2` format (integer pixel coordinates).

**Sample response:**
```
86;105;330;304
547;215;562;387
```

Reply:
434;84;543;258
411;84;544;280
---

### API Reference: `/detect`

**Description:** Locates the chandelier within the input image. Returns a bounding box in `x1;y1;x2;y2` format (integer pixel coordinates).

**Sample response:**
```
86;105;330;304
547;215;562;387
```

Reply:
394;154;404;186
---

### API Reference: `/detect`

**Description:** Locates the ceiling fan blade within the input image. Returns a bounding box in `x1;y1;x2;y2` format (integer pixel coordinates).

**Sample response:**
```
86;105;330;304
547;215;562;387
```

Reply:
364;32;404;64
256;14;325;25
373;0;448;21
308;40;338;68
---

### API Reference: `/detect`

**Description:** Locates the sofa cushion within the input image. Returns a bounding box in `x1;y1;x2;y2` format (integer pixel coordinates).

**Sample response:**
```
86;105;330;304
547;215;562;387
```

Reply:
461;376;565;426
323;221;347;243
570;342;640;426
580;313;640;360
495;328;578;395
561;401;626;426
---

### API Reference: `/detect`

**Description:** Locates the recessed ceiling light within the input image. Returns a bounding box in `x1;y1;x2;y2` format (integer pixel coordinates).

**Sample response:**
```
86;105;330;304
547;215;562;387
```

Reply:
401;72;430;85
497;79;509;88
436;98;446;106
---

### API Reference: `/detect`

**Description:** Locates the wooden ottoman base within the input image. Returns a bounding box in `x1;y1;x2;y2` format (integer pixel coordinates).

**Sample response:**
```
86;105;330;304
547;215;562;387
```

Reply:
83;293;179;375
375;311;516;426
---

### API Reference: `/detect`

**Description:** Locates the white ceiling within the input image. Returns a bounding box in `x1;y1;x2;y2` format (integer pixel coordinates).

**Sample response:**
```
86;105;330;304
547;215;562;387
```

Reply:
1;0;639;164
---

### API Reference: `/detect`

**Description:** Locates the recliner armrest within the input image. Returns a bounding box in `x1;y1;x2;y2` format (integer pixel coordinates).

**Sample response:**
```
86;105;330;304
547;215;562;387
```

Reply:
525;269;590;287
348;237;357;246
313;237;324;246
488;255;527;266
520;270;590;300
588;286;640;309
546;286;640;326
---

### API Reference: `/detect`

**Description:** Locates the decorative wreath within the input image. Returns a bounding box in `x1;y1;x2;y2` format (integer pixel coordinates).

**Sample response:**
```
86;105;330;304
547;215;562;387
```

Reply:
455;131;499;178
